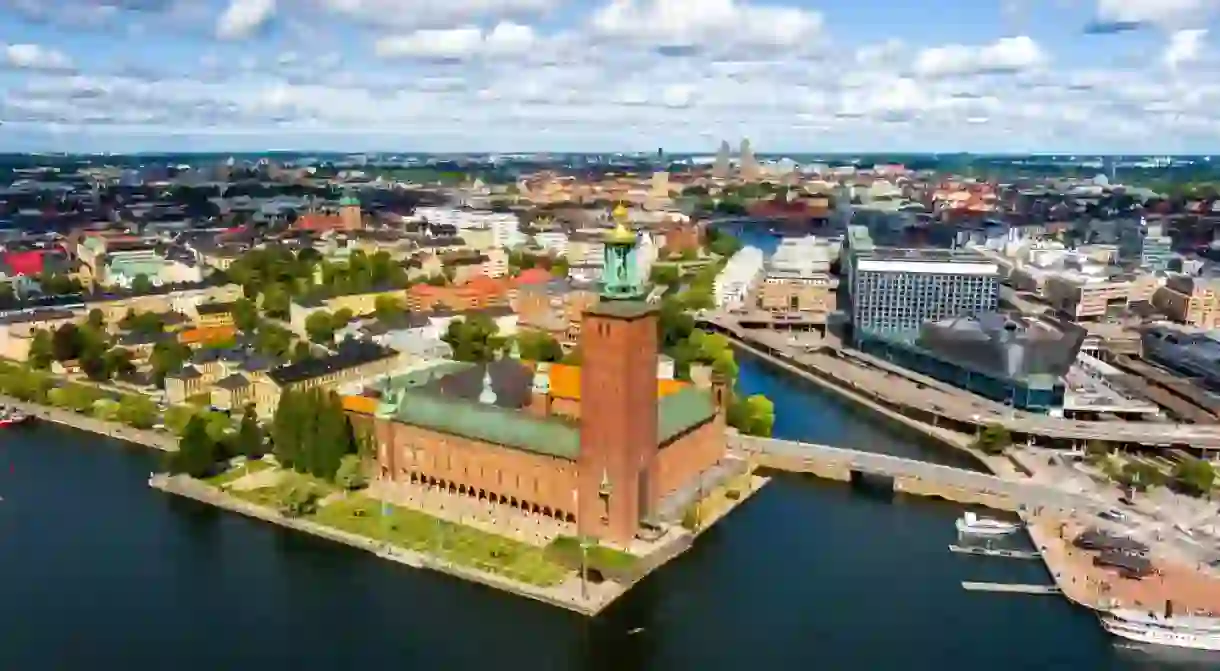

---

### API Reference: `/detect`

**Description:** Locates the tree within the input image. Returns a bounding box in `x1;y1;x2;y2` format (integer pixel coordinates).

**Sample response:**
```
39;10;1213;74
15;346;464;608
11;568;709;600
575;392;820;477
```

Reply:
28;330;53;369
442;314;503;362
272;388;304;468
374;294;405;320
51;323;80;361
1172;458;1216;497
131;274;154;295
169;416;220;478
117;395;157;429
291;340;313;363
235;405;264;458
515;331;564;362
232;298;259;332
103;348;136;379
650;265;680;287
336;454;367;491
1121;461;1165;493
974;424;1012;455
87;309;105;330
1085;440;1113;461
305;310;337;344
276;483;319;518
728;394;774;437
149;340;190;386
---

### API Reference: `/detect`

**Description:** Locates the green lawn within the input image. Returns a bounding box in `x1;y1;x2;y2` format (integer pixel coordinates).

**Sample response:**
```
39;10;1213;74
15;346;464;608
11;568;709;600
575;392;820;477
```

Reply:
547;536;638;573
205;460;273;488
315;496;569;586
217;471;569;587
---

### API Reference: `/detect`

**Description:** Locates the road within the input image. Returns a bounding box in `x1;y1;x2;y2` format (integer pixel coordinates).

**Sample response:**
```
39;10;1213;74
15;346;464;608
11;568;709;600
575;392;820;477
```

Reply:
703;313;1220;449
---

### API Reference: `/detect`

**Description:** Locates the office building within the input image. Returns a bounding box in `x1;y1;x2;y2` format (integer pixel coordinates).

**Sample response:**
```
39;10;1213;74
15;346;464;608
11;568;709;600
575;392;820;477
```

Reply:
846;227;999;341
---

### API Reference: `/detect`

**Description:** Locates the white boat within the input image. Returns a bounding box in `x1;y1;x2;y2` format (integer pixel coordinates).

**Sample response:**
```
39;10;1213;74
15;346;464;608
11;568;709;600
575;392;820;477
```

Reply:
1101;607;1220;651
955;511;1020;536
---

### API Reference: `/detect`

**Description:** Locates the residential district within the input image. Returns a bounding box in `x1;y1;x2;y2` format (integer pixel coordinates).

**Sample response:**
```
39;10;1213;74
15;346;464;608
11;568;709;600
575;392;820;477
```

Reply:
5;148;1220;625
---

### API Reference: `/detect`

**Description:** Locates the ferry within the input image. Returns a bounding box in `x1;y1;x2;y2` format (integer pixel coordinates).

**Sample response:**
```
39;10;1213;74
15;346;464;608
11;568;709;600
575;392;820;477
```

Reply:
1101;606;1220;651
955;511;1020;537
0;406;30;427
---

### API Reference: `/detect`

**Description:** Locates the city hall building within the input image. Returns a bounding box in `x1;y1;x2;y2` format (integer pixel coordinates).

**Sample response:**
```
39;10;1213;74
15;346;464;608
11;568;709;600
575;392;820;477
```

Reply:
358;213;727;546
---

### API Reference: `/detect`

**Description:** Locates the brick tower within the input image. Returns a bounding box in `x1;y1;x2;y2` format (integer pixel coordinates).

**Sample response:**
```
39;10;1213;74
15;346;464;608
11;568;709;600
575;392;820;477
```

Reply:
577;205;658;547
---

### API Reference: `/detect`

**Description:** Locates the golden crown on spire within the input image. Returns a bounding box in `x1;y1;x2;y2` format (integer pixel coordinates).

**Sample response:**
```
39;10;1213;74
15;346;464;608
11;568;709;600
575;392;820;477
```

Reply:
605;202;636;244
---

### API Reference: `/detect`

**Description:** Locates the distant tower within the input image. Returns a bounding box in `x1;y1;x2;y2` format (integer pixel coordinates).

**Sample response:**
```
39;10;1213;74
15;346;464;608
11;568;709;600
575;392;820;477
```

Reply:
740;138;759;180
578;205;659;546
712;140;731;179
339;191;362;231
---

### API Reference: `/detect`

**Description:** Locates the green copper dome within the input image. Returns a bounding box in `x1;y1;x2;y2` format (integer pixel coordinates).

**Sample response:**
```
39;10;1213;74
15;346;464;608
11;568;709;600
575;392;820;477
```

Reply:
339;192;361;207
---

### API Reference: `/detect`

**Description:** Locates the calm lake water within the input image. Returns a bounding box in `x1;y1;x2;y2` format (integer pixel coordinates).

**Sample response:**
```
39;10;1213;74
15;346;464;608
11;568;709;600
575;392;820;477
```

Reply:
0;354;1205;670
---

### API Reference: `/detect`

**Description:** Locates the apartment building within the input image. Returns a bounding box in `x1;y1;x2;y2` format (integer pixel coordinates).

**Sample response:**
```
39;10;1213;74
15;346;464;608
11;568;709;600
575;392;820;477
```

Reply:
1154;274;1220;330
1044;271;1159;321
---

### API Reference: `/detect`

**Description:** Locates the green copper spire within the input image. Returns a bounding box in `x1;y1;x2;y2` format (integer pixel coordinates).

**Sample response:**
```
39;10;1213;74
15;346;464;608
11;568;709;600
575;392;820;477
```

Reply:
600;205;645;301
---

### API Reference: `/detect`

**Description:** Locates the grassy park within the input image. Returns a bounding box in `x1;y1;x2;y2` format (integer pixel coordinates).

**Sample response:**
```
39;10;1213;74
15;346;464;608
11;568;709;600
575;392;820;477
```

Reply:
208;465;571;587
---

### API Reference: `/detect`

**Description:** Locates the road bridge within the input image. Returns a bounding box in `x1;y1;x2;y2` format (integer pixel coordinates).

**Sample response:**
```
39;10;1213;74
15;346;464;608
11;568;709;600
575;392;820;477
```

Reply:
730;435;1101;513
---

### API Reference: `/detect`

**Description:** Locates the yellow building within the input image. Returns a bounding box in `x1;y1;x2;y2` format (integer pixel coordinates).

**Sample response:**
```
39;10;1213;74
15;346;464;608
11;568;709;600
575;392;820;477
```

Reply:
194;301;237;329
255;341;399;418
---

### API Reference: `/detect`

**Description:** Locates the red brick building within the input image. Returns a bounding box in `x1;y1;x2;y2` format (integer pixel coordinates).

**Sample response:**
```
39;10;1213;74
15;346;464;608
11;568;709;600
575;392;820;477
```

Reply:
360;223;726;546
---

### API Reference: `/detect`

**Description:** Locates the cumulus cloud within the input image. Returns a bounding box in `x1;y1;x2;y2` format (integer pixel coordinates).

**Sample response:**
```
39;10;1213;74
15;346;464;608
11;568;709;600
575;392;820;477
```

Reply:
590;0;822;52
913;36;1047;78
1094;0;1220;29
314;0;559;30
216;0;276;40
5;0;1220;152
1164;29;1208;69
3;43;73;71
374;22;535;59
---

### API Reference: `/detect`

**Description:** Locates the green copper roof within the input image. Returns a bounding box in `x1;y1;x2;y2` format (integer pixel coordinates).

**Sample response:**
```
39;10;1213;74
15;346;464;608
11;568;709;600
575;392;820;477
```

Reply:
658;386;717;444
339;193;361;207
391;389;581;460
376;362;717;459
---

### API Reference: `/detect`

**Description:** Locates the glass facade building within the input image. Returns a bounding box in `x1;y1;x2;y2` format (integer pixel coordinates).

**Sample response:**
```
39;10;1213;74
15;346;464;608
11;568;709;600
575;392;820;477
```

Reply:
858;314;1086;413
1118;218;1174;272
847;248;1000;340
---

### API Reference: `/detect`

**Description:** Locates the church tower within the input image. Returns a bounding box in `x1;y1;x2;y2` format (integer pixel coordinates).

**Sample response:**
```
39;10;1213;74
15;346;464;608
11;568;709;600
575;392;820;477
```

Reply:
577;204;659;547
339;191;363;231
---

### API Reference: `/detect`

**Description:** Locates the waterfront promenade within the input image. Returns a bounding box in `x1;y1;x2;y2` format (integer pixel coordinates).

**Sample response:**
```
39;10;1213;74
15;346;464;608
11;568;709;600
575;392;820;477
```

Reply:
0;393;176;452
709;320;1220;616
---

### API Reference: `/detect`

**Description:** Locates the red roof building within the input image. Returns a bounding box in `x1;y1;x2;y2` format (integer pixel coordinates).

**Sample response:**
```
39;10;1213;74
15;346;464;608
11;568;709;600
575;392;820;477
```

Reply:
3;250;48;276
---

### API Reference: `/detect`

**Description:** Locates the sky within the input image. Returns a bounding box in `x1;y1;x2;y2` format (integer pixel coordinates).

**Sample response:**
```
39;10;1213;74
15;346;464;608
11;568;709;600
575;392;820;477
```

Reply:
0;0;1218;154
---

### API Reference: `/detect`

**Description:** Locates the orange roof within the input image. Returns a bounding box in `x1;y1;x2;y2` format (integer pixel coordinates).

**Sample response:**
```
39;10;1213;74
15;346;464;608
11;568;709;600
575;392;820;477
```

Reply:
546;362;686;400
342;395;379;415
177;324;237;346
515;268;553;285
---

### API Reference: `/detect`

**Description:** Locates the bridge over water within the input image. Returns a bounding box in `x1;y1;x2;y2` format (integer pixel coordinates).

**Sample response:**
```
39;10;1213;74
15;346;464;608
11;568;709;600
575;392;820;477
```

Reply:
729;435;1100;514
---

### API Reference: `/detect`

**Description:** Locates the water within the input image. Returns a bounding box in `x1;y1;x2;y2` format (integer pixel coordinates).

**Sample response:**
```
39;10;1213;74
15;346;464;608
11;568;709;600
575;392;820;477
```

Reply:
0;356;1200;670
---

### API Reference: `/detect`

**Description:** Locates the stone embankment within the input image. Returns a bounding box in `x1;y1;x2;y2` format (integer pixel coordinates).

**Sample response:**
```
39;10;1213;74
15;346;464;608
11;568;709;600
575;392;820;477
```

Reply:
1;393;177;452
150;473;623;616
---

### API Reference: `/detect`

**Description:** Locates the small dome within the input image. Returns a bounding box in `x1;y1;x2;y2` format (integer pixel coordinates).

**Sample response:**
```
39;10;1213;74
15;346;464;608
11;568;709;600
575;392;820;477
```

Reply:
604;222;637;245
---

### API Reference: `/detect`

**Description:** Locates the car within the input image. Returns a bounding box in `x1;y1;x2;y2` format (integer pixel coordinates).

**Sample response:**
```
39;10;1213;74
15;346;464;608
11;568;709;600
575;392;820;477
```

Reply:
1099;509;1127;522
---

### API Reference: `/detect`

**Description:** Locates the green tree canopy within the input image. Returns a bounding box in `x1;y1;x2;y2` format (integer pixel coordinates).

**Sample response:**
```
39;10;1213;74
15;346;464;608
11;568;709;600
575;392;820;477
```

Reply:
169;415;221;478
1171;458;1216;497
974;424;1013;455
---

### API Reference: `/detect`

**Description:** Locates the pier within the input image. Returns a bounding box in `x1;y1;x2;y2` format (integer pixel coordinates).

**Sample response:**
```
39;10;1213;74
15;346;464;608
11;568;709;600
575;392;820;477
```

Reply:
962;582;1062;594
949;545;1041;560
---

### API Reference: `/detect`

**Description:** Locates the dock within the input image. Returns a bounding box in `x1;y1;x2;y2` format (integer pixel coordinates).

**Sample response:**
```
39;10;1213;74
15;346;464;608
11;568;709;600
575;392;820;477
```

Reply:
962;581;1062;594
949;545;1041;560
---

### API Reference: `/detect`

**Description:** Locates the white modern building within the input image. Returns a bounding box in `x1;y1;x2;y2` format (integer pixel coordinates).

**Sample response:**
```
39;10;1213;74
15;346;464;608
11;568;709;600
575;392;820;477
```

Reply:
713;246;765;309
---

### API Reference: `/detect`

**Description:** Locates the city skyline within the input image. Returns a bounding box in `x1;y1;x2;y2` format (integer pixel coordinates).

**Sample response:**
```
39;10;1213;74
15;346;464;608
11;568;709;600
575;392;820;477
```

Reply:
0;0;1217;154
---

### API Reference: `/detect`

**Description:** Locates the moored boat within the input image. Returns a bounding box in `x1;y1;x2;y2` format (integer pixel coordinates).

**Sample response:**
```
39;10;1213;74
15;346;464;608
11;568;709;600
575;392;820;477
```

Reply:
955;511;1020;536
1101;603;1220;651
0;406;30;427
